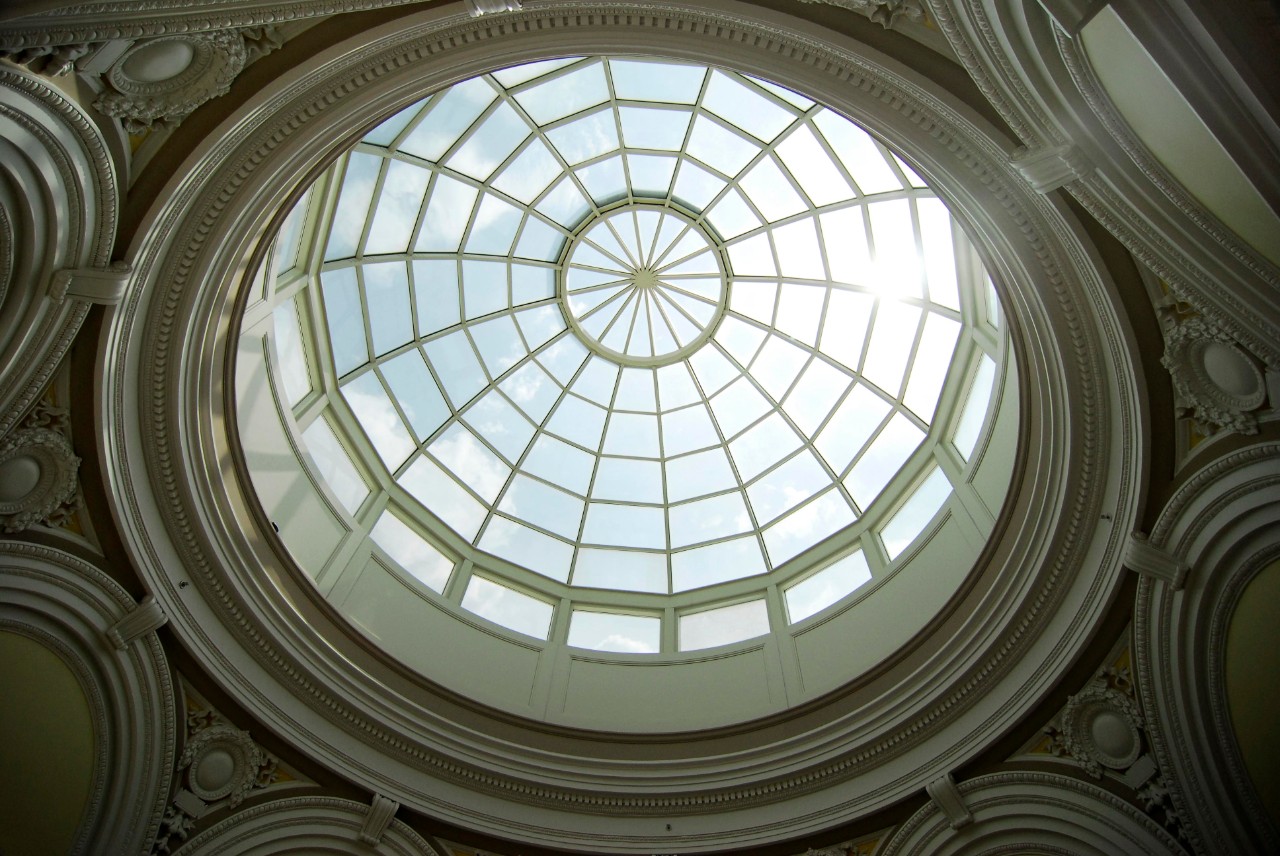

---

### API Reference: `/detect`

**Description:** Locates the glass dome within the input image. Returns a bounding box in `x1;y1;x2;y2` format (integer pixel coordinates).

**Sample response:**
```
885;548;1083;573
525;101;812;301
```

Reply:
254;56;1007;658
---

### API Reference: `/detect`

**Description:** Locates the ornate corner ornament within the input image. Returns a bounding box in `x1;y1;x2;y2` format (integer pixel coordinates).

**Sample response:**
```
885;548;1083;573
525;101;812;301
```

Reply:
0;402;80;532
151;704;283;855
94;31;250;133
795;0;925;29
2;26;285;133
1160;315;1267;435
1044;663;1188;844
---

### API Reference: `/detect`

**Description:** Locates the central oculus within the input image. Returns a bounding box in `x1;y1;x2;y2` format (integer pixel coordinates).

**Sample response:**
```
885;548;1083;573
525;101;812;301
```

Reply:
560;204;728;367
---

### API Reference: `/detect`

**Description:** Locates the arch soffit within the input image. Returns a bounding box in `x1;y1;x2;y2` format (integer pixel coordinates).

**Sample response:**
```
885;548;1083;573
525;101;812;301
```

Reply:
1135;440;1280;854
0;539;176;856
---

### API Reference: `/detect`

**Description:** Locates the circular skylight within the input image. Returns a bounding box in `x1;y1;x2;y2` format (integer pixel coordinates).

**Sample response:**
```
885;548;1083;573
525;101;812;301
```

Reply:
257;56;1008;657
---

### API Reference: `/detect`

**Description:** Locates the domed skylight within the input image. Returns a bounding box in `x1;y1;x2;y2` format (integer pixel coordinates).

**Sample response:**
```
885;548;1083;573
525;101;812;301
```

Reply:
257;56;1007;656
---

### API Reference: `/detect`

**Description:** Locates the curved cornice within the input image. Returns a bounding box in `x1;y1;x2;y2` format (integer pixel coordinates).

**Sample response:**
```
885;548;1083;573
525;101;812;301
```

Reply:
99;2;1144;850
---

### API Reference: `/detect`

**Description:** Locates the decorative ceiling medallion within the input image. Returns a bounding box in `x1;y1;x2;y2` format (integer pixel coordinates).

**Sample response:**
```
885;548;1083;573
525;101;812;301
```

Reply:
0;405;80;533
96;32;247;132
1162;315;1266;435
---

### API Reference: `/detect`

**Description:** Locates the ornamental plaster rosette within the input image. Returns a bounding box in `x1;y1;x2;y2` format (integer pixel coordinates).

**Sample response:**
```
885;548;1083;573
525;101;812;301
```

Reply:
1160;316;1266;435
94;31;249;133
1054;677;1145;778
0;405;81;533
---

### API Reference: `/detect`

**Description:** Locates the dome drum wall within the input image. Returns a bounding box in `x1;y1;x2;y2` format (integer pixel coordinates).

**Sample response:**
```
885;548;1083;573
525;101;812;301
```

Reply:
98;2;1148;851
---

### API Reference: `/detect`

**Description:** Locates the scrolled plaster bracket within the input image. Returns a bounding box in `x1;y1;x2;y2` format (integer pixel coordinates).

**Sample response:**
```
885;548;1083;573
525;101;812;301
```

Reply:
49;263;130;305
107;594;167;649
359;793;400;845
1125;532;1187;590
925;772;973;829
1011;143;1093;193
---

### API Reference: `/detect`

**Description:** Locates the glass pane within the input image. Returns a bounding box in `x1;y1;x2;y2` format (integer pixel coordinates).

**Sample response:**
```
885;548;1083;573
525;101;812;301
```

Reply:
497;474;584;540
784;550;871;623
301;417;369;515
610;59;705;103
399;77;497;162
342;372;416;470
815;385;891;473
272;298;312;407
445;101;531;181
762;488;856;565
672;537;765;591
366;160;431;255
568;610;661;654
423;331;488;408
480;516;573;582
400;456;488;540
701;71;796;142
321;269;368;376
274;188;311;275
362;262;413;356
593;457;663;503
573;548;668;593
746;450;830;524
371;510;453;592
843;412;925;509
427;422;510;504
461;575;554;639
665;447;736;502
954;355;997;461
669;491;752;548
381;350;450;441
522;434;595;495
678;598;768;649
515;62;609;125
324;153;380;260
415;175;478;252
880;467;952;560
582;503;666;549
546;108;620;165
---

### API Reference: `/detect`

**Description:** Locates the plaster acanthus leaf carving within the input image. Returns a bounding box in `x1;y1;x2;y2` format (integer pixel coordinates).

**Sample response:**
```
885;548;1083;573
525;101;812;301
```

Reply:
795;0;925;29
1159;314;1267;436
3;25;286;133
150;697;285;855
93;30;248;133
0;402;81;533
1044;659;1190;845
